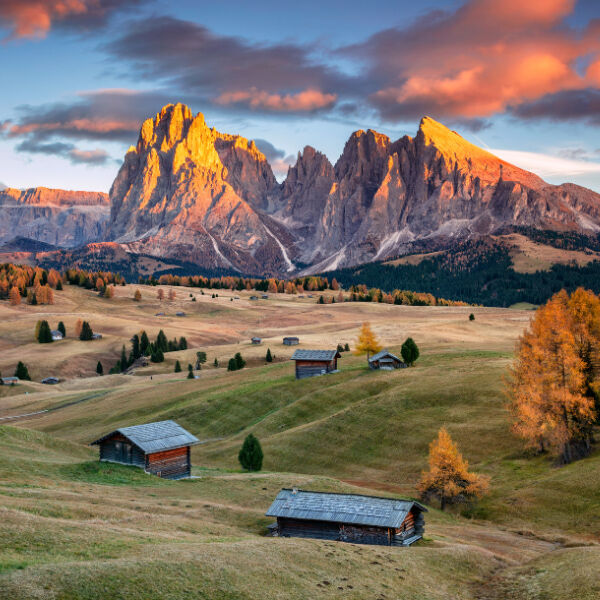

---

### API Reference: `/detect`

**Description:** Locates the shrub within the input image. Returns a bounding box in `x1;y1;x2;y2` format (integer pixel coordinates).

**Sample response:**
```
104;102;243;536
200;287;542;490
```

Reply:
238;434;263;471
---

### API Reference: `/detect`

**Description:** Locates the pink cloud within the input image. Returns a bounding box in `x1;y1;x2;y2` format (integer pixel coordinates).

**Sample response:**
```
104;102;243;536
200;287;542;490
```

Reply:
215;88;337;112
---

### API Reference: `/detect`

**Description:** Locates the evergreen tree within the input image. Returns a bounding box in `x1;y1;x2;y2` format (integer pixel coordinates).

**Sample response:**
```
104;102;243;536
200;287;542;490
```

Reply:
469;313;475;321
156;329;168;352
140;331;150;356
14;361;31;381
174;360;182;373
37;320;53;343
96;361;103;376
56;280;63;291
0;371;3;385
131;334;141;359
238;434;263;471
266;348;273;362
401;337;420;366
318;295;324;304
58;321;66;337
34;320;42;340
344;343;350;352
151;349;164;363
213;357;219;367
227;358;237;371
179;336;187;350
187;364;194;379
79;321;93;341
196;351;207;365
234;352;246;370
120;345;128;372
337;343;344;353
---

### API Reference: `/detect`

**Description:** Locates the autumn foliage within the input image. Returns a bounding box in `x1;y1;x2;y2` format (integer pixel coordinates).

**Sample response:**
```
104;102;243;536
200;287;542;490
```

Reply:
508;288;600;464
354;322;382;359
417;427;489;511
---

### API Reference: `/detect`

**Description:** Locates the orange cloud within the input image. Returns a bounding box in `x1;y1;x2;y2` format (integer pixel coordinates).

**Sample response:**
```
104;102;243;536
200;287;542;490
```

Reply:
215;88;337;112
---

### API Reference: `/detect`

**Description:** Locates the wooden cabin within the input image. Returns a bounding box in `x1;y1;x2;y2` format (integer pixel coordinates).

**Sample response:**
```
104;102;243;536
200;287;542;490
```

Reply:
368;350;407;370
1;376;18;385
290;349;341;380
251;337;262;345
91;420;199;479
283;336;299;346
50;330;63;341
41;376;60;385
266;489;426;546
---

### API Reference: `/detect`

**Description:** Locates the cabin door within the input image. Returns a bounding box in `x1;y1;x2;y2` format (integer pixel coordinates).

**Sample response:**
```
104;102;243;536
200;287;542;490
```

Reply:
114;441;133;464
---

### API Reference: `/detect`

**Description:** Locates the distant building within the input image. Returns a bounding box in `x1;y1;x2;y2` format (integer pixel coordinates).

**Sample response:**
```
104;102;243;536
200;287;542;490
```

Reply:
1;376;19;385
251;337;262;345
290;349;341;380
283;336;299;346
175;312;186;317
266;489;426;546
261;294;269;300
368;350;407;370
91;420;199;480
41;376;60;385
92;333;103;340
249;296;259;301
50;330;63;341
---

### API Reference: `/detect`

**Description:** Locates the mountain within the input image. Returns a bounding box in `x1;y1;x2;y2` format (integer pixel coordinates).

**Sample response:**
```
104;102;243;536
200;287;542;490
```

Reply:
104;104;600;275
0;187;109;248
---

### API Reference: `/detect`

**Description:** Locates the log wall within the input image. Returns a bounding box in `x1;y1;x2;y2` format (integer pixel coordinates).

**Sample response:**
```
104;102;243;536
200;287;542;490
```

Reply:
146;446;190;479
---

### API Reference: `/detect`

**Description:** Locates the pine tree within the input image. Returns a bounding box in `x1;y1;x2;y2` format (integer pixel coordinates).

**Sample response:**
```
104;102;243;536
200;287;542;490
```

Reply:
238;434;263;471
37;320;53;343
131;334;141;359
79;321;93;341
234;352;246;370
187;364;194;379
0;371;3;385
417;427;489;511
354;322;382;359
140;331;150;356
318;295;324;304
469;313;475;321
344;343;350;352
96;361;103;376
58;321;66;337
266;348;273;362
14;361;31;381
151;349;164;363
401;338;420;366
174;360;182;373
120;345;128;372
227;358;237;371
34;320;42;340
213;357;219;367
56;280;63;291
179;336;187;350
156;330;168;352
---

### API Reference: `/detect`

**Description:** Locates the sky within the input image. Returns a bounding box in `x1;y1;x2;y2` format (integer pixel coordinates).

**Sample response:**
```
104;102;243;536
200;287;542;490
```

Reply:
1;0;600;192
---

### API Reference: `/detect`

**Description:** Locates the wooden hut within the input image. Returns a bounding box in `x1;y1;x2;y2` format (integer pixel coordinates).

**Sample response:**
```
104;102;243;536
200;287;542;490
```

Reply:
91;420;199;479
266;489;426;546
41;376;60;384
251;337;262;345
50;330;63;341
368;350;407;370
290;349;341;379
283;336;299;346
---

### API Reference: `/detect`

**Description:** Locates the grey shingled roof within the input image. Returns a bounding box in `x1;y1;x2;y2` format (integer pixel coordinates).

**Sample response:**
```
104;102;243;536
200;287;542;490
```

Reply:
369;349;402;363
91;420;199;454
290;349;340;361
266;489;426;528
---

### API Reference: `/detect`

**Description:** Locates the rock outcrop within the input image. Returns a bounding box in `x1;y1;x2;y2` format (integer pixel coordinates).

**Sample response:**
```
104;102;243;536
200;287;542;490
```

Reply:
0;187;109;248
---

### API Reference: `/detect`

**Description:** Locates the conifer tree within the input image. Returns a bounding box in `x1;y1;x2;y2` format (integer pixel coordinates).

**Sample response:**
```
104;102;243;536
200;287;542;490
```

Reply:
234;352;246;370
213;357;219;368
401;338;420;366
56;280;63;291
469;313;475;321
151;348;164;363
0;371;3;385
9;286;21;306
266;348;273;362
417;427;489;511
131;334;141;360
34;320;42;340
37;320;53;343
140;331;150;356
156;330;168;352
179;337;187;350
344;343;350;352
238;434;263;471
14;361;31;381
57;321;66;337
227;358;237;371
174;360;182;373
187;364;194;379
120;345;128;372
354;322;382;359
79;321;93;341
96;361;103;376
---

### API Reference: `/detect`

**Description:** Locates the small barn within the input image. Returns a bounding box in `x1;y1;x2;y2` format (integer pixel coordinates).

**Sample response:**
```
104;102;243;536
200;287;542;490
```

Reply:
283;336;299;346
261;294;269;299
369;350;407;370
2;376;18;385
91;420;199;479
291;349;341;379
266;489;426;546
41;376;60;384
251;337;262;345
92;333;102;340
250;295;259;301
50;330;63;341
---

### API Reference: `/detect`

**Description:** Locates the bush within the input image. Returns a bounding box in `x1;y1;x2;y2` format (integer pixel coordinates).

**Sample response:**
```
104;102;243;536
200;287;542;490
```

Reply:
401;337;420;366
37;320;53;344
14;361;31;381
238;434;263;471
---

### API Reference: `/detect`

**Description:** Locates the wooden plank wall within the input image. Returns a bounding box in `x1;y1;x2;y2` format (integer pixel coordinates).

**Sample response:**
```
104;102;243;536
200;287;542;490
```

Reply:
146;446;190;479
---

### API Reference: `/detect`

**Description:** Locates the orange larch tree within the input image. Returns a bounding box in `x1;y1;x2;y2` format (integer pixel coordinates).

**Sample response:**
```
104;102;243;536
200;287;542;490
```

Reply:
354;322;382;360
9;286;21;306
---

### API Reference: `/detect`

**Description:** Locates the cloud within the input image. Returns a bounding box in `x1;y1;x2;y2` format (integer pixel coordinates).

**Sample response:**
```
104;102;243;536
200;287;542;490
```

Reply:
15;137;112;165
0;0;146;39
104;16;347;115
491;148;600;177
342;0;600;122
253;139;285;162
215;88;337;113
253;138;294;179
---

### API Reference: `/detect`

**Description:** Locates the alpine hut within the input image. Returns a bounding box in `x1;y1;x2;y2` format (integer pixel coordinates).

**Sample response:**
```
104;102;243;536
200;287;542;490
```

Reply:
251;337;262;345
368;350;406;370
266;489;426;546
91;420;199;479
290;349;341;379
283;336;299;346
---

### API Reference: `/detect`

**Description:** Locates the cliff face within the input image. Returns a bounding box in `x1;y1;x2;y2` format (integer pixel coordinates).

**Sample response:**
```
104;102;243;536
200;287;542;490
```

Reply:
104;105;600;274
0;188;109;248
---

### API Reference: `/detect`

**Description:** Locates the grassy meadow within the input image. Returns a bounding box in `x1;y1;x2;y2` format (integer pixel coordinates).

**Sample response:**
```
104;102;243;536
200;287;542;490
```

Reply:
0;283;599;599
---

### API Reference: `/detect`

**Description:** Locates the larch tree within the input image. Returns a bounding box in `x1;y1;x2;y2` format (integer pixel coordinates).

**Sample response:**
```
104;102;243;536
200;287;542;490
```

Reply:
354;322;382;360
133;289;142;302
508;288;598;464
168;288;176;301
9;286;21;306
417;427;489;511
157;288;164;301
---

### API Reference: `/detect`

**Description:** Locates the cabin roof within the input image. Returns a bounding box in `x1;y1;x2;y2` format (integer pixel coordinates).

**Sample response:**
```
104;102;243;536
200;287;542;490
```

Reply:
369;349;402;363
290;349;341;361
266;489;426;528
91;420;199;454
283;336;299;340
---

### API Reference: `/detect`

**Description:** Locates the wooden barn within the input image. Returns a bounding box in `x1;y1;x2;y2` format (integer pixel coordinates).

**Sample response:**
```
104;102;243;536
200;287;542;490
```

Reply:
368;350;407;370
266;489;426;546
251;337;262;345
290;349;341;379
91;420;199;479
283;336;299;346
